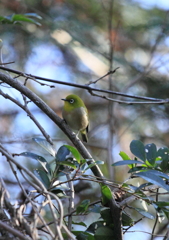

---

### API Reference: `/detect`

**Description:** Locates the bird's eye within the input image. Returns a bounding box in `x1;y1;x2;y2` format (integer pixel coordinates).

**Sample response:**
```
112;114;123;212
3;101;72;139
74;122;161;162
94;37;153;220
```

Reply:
69;99;74;104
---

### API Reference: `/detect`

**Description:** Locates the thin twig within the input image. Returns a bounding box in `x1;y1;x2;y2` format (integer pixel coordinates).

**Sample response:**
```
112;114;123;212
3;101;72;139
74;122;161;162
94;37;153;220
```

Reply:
0;66;166;103
86;67;120;85
0;88;53;145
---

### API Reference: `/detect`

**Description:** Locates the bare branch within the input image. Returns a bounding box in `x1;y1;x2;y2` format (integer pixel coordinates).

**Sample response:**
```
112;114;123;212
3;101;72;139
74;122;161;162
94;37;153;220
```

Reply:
0;66;166;103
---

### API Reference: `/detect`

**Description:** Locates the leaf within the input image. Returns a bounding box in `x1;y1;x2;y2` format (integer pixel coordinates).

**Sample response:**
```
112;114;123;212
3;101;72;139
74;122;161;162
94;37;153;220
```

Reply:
128;166;150;173
134;182;152;192
119;151;133;168
34;169;50;188
12;14;41;26
57;160;77;170
76;199;90;214
55;145;70;162
157;147;169;171
100;209;113;225
86;221;106;234
145;170;169;180
155;202;169;207
134;171;169;192
122;212;134;226
101;184;112;206
135;208;155;219
157;147;169;161
64;145;81;163
94;226;114;239
85;160;104;171
75;231;94;240
112;160;143;167
0;13;41;26
119;151;131;160
19;152;51;174
72;221;87;227
145;143;157;165
33;137;56;157
130;140;146;161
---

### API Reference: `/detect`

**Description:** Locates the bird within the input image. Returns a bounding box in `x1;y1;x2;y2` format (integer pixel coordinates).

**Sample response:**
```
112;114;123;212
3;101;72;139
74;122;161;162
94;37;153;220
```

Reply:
62;94;89;142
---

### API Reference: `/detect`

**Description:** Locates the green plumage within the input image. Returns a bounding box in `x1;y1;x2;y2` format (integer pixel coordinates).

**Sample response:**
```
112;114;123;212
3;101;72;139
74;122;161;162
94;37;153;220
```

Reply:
62;94;89;142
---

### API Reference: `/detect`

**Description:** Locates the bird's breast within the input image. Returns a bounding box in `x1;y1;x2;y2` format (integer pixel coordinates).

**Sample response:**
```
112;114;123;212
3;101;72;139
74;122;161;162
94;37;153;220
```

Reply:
63;107;88;131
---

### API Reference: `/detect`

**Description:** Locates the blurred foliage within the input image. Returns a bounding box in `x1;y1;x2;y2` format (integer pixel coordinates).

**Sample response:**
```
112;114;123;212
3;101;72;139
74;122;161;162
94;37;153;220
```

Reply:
0;0;169;213
1;1;169;238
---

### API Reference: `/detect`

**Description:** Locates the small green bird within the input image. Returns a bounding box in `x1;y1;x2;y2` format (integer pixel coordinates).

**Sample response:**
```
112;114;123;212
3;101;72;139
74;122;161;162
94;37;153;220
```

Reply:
62;94;89;142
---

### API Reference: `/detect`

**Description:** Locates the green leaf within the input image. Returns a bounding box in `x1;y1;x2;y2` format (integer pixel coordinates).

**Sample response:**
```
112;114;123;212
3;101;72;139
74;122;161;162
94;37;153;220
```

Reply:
0;13;41;26
135;208;155;219
34;169;50;188
119;151;131;160
134;183;152;192
72;221;87;227
57;160;77;170
56;146;70;162
145;143;157;165
122;212;134;226
85;160;104;171
157;147;169;171
87;221;106;234
146;170;169;180
157;147;169;161
75;231;94;240
101;184;112;206
100;209;113;225
112;160;143;167
64;145;81;163
155;202;169;207
33;137;56;157
119;151;133;168
134;171;169;192
128;166;150;173
12;14;41;25
19;152;51;174
76;199;90;214
130;140;146;161
94;226;114;240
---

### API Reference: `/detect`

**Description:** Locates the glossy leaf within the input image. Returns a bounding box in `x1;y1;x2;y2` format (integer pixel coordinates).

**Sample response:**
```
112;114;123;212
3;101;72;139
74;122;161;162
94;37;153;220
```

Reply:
85;160;104;171
145;143;157;165
130;140;146;161
135;208;155;219
134;171;169;192
64;145;81;163
100;209;113;225
56;145;70;162
128;166;150;173
157;147;169;161
157;147;169;171
0;13;41;26
122;212;134;226
87;221;107;234
112;160;143;167
34;169;50;188
19;152;51;174
75;231;94;240
33;137;56;157
119;151;133;168
94;226;114;239
101;184;112;206
57;160;77;170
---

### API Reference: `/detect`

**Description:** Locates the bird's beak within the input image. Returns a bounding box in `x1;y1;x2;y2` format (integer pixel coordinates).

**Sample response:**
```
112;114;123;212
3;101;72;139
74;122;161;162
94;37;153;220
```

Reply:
61;98;67;101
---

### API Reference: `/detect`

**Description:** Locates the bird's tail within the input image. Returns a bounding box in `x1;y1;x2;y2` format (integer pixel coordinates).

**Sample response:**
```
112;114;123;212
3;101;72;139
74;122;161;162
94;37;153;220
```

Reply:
81;130;88;142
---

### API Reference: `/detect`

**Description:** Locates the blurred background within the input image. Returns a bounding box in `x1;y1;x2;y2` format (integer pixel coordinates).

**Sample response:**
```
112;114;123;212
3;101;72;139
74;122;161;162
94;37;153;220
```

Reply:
0;0;169;239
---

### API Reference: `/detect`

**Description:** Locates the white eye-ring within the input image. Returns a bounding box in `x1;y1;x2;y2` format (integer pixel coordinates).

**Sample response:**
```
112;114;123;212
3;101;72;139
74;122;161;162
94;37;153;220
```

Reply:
69;99;74;103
